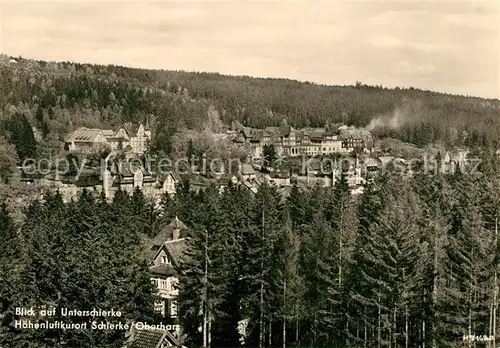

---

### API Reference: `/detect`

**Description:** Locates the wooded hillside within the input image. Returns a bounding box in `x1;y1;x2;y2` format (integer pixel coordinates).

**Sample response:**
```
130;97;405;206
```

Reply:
1;54;499;164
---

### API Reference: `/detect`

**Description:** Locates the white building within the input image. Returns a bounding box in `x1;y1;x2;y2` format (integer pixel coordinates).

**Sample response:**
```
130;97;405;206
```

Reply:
64;122;151;155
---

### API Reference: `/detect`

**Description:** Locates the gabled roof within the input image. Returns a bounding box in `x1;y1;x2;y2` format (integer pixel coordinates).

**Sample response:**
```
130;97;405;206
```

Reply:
263;127;281;137
122;122;142;137
129;328;181;348
240;128;263;142
157;171;181;183
268;171;290;179
164;239;188;267
109;162;152;178
278;185;293;201
66;128;104;143
144;217;190;264
170;171;182;182
111;162;133;177
107;136;129;142
147;239;188;271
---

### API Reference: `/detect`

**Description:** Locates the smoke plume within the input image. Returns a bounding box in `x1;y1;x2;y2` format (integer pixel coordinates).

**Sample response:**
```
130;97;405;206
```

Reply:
366;100;423;131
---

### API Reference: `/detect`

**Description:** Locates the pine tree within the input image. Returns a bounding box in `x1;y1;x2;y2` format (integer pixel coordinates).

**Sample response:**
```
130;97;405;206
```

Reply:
5;113;38;162
286;184;306;230
242;183;283;348
345;176;387;348
275;211;304;348
177;185;227;347
0;200;21;345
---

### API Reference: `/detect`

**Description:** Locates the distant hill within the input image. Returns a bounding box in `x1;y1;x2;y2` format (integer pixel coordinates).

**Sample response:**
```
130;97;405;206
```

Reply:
0;54;499;162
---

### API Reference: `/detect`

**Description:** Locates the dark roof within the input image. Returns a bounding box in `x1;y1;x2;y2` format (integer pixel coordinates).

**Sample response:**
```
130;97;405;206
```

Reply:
122;122;141;137
150;217;188;245
150;263;177;277
164;239;188;267
242;181;258;195
21;168;46;180
110;162;152;178
169;216;188;230
129;329;165;348
109;162;132;176
240;128;263;142
278;185;293;201
128;329;180;348
146;240;189;274
143;217;190;264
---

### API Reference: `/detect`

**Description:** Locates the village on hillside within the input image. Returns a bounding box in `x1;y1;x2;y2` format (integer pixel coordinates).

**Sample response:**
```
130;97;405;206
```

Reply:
2;116;473;205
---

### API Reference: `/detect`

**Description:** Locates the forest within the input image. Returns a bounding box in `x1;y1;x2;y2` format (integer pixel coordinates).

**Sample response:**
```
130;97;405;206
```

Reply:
0;188;163;348
172;153;500;348
1;54;500;347
0;54;499;175
1;151;499;348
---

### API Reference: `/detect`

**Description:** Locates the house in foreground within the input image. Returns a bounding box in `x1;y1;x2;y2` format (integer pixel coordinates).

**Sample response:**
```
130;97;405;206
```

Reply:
125;327;184;348
144;217;189;330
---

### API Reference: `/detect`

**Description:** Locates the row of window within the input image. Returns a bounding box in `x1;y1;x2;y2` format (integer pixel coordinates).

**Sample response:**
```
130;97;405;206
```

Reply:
154;299;178;317
151;277;178;291
289;147;343;155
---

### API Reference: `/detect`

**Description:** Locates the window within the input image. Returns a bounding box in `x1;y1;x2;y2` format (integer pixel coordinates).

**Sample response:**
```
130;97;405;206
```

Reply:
160;255;171;265
154;301;165;316
171;300;178;317
158;279;170;290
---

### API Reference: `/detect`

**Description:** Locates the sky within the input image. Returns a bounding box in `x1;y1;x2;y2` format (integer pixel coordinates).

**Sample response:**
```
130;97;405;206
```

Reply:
1;0;499;99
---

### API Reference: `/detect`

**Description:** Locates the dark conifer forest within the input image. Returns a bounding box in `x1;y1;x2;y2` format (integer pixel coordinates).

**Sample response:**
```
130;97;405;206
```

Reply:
1;156;500;347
